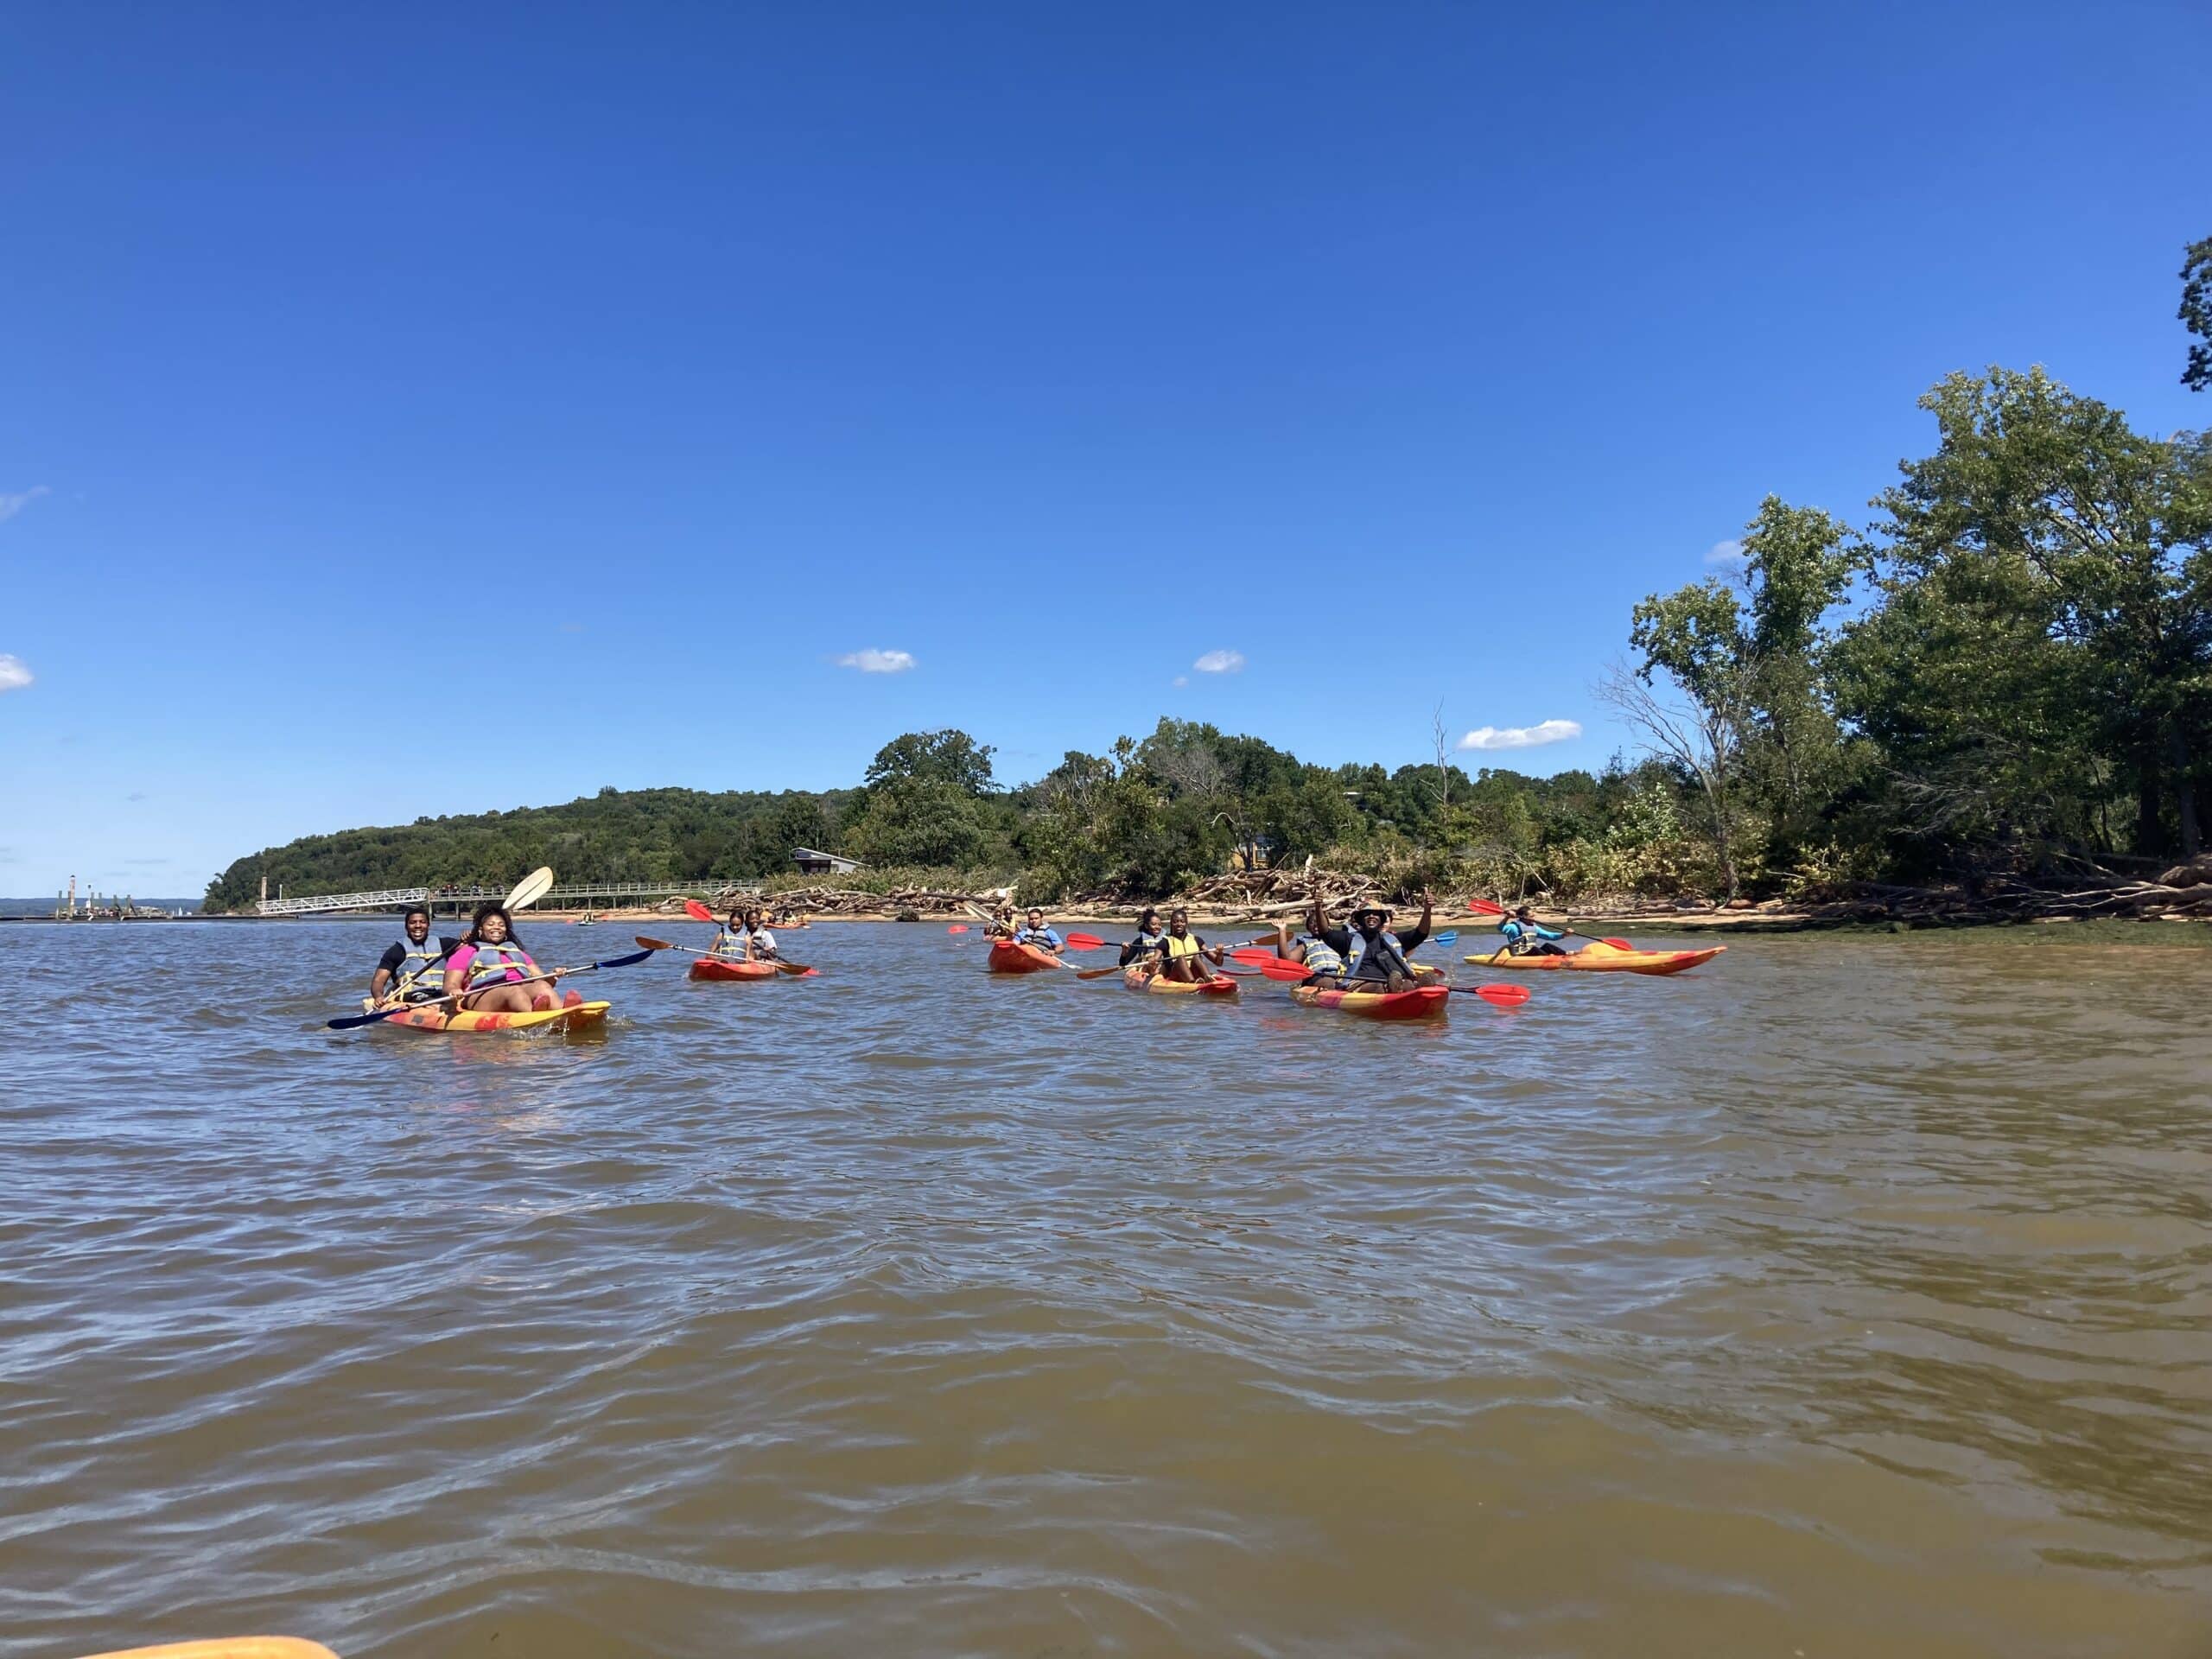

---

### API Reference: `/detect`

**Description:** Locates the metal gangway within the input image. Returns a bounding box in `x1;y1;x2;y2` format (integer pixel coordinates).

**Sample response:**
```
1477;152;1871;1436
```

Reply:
257;879;719;917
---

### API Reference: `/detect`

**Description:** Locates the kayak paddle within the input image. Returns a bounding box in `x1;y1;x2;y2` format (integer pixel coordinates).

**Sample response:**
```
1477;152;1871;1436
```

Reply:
637;933;818;977
1449;982;1532;1006
947;924;969;934
506;867;555;911
327;948;652;1030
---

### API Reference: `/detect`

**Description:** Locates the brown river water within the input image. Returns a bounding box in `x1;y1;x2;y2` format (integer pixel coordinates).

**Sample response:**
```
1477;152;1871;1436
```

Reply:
3;919;2209;1657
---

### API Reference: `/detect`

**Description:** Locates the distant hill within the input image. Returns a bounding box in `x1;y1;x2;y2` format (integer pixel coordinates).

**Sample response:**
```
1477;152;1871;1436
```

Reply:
203;785;853;912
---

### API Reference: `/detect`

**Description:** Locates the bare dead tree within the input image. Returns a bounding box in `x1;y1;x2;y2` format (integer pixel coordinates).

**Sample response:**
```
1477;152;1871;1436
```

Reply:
1596;656;1756;899
1430;700;1454;812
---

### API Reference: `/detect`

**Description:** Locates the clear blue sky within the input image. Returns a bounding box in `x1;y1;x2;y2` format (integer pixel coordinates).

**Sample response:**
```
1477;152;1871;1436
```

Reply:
3;2;2206;896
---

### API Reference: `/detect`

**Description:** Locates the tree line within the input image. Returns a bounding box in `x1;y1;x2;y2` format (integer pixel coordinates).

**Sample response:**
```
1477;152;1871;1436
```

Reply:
209;245;2212;912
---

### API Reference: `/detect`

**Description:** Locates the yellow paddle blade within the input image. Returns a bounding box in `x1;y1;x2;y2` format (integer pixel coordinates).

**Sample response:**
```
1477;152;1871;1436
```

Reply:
505;867;555;911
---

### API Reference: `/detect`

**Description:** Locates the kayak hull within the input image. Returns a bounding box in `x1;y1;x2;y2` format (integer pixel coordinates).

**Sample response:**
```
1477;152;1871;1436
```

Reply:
1123;966;1237;996
385;1000;610;1033
689;957;780;982
1292;983;1450;1020
988;940;1063;974
1469;944;1725;976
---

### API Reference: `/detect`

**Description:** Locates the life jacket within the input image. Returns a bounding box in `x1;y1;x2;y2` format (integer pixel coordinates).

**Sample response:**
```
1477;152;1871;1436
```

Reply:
1498;918;1548;955
711;926;745;957
1348;925;1414;982
1163;932;1202;960
745;925;777;954
390;938;449;1001
1299;935;1345;976
1122;929;1165;964
465;938;536;988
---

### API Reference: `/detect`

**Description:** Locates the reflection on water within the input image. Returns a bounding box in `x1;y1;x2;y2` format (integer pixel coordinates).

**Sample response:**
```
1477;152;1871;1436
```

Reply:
2;920;2209;1656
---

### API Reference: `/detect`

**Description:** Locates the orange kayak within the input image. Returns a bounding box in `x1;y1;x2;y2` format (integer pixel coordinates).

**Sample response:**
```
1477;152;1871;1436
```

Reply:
1123;966;1236;996
988;939;1064;974
1469;941;1725;976
689;957;779;982
1292;982;1450;1020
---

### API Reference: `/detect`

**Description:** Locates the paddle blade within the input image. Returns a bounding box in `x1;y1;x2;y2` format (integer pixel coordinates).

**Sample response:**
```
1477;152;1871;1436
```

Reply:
327;1005;405;1030
1251;958;1313;982
593;949;654;970
1229;947;1285;967
1457;982;1531;1006
1601;937;1634;950
506;867;556;912
947;924;969;934
1062;932;1107;950
683;898;715;924
1465;898;1505;916
1432;930;1459;945
634;936;677;950
1075;963;1127;980
775;960;817;977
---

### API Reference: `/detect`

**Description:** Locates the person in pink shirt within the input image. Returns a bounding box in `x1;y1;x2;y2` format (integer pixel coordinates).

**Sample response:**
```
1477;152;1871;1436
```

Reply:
442;905;579;1014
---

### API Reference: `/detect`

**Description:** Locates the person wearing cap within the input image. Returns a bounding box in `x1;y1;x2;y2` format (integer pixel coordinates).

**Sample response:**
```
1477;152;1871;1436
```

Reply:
1306;889;1433;990
1497;905;1569;957
370;905;461;1005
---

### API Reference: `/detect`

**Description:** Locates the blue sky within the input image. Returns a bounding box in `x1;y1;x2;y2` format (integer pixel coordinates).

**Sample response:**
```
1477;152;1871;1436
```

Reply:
3;2;2207;895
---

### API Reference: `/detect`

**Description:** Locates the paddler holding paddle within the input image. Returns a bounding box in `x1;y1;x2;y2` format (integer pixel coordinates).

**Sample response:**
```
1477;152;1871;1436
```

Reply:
371;905;461;1005
1156;907;1228;983
1497;904;1570;957
443;904;581;1014
1118;907;1167;967
1014;907;1065;956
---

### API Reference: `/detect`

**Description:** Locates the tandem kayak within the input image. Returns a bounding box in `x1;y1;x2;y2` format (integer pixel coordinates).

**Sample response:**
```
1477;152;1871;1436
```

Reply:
383;1000;611;1033
988;940;1064;974
689;957;780;982
1467;941;1726;976
1291;982;1450;1020
1122;966;1237;997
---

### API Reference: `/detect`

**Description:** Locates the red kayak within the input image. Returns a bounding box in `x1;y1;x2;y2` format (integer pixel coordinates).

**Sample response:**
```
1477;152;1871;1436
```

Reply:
987;939;1064;974
689;957;779;982
1291;982;1450;1021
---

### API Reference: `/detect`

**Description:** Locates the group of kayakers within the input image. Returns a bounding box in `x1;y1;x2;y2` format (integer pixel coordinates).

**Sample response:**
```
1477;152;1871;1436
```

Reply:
372;891;1579;1014
980;891;1448;989
370;904;587;1014
369;900;791;1013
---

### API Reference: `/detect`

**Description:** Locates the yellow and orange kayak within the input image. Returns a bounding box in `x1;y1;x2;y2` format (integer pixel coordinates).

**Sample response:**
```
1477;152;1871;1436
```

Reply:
1122;966;1237;996
383;1000;611;1033
1468;941;1724;976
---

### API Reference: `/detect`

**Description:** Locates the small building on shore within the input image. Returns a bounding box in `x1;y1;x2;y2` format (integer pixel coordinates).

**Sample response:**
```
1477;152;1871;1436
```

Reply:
792;847;864;877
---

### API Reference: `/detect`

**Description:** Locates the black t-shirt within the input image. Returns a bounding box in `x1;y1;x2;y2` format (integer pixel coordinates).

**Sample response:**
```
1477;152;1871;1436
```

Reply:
378;937;461;975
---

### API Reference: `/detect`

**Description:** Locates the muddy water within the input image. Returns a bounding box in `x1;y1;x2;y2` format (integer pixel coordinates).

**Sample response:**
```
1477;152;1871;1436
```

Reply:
3;920;2209;1657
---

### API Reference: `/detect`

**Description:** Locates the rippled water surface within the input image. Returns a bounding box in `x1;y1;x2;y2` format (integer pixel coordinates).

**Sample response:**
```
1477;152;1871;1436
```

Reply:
4;919;2210;1657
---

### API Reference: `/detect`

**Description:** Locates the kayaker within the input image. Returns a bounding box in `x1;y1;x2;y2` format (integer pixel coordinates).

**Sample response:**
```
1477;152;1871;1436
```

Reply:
1118;907;1166;967
1157;907;1227;983
708;905;752;959
1497;905;1570;957
741;906;779;961
1268;918;1349;987
1014;908;1064;955
371;906;461;1004
985;902;1019;940
443;904;579;1014
1306;889;1433;973
1308;897;1425;991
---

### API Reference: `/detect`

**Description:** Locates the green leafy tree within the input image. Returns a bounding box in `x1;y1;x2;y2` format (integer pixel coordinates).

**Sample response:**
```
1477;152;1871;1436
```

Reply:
2183;235;2212;393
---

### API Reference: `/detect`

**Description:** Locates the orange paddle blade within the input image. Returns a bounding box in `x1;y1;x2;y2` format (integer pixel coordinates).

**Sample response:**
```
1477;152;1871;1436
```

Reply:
683;899;715;923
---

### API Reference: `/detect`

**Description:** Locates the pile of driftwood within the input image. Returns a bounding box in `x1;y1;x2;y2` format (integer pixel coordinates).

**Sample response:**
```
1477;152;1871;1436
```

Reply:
1782;857;2212;925
1071;864;1414;922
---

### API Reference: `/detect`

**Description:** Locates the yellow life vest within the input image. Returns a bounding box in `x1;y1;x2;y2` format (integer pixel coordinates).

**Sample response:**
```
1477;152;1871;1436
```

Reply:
1163;933;1202;960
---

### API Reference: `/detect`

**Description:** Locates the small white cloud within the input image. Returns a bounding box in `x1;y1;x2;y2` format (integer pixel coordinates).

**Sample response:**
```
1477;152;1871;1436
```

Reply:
0;655;33;692
836;647;916;674
1193;649;1245;674
1172;675;1189;688
1706;539;1745;565
0;486;49;524
1459;718;1581;752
